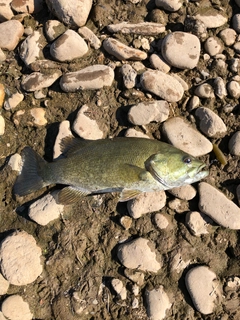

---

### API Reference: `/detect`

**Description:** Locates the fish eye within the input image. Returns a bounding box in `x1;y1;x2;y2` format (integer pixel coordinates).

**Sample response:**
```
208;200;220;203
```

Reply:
182;156;192;164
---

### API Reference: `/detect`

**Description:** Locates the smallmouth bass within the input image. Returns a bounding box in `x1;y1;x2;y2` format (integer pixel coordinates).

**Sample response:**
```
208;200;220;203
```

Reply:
14;137;209;204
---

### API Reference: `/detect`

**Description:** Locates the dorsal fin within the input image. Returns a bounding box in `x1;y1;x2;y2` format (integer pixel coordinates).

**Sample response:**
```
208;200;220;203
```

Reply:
60;136;94;156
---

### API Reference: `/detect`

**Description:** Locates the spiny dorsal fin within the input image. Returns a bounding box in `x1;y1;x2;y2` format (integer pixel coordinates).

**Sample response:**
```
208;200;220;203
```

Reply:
119;189;142;202
60;136;94;157
57;186;89;204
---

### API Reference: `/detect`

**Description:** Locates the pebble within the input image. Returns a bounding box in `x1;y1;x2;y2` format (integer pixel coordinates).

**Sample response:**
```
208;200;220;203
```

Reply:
19;30;45;66
21;71;62;92
11;0;43;13
232;14;240;33
1;295;33;320
45;0;92;27
219;28;237;46
140;70;184;102
60;65;114;92
4;92;24;111
195;10;227;28
7;153;22;172
128;100;169;125
145;286;172;320
227;80;240;98
214;77;227;99
117;237;162;272
111;279;127;300
168;185;196;200
125;128;150;139
194;83;215;98
124;269;145;286
198;182;240;229
185;265;221;314
72;104;104;139
233;41;240;53
107;22;165;35
0;230;42;285
154;213;169;229
28;191;64;225
0;273;9;295
120;64;137;89
0;115;5;135
44;20;66;41
155;0;182;11
0;48;6;61
162;117;213;156
195;107;227;138
0;20;24;50
204;37;223;56
103;38;147;61
168;198;188;213
53;120;73;159
149;53;171;73
78;26;101;49
120;216;132;230
30;108;47;126
228;131;240;156
185;211;212;236
170;251;190;273
0;0;13;21
50;30;88;62
161;32;200;69
187;95;200;111
127;191;166;219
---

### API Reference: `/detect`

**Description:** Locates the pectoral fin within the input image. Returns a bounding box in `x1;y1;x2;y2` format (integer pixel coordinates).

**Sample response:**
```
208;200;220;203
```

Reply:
119;189;142;202
57;186;89;204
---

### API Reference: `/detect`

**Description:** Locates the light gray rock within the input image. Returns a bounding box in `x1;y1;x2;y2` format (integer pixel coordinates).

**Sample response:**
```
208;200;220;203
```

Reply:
219;28;237;46
7;153;22;172
124;269;145;286
145;286;172;320
204;37;223;56
11;0;43;13
0;231;42;285
140;70;184;102
195;107;227;138
185;211;212;236
0;115;5;135
45;0;92;27
232;14;240;33
168;198;188;213
170;251;190;273
128;100;169;125
103;38;147;61
30;108;47;126
4;92;24;111
121;64;137;89
107;22;165;35
155;0;182;11
0;48;6;61
187;95;200;111
198;182;240;229
162;117;213;156
78;26;101;49
0;274;9;295
50;30;88;62
195;11;227;28
213;77;227;99
1;295;33;320
185;266;221;315
21;71;62;92
60;65;114;92
154;213;169;229
227;81;240;98
125;128;150;139
0;0;13;21
228;131;240;156
117;237;162;272
149;53;171;73
44;20;66;41
111;279;127;300
168;185;196;200
161;32;200;69
194;83;215;99
54;120;73;159
0;20;24;50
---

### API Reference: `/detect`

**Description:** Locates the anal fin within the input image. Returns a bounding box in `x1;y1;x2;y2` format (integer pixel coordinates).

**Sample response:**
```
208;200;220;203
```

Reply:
57;186;89;204
119;189;142;202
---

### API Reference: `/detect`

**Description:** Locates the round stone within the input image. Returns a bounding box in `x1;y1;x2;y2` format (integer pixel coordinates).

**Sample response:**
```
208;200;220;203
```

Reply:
228;131;240;156
155;0;182;11
204;37;223;56
219;28;237;46
145;286;172;320
1;295;33;320
227;81;240;98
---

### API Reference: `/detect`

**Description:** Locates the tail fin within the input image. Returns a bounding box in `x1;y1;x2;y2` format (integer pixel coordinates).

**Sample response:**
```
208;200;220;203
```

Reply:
14;147;49;196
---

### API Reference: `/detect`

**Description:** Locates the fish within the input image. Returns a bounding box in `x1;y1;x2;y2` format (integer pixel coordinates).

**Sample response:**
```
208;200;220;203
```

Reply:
13;137;209;204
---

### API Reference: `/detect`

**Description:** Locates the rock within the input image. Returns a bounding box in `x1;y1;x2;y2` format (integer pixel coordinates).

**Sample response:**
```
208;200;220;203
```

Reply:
219;28;237;46
171;73;189;91
187;95;200;111
21;71;62;92
170;251;190;273
204;37;223;56
161;32;200;69
4;92;24;111
11;0;43;13
30;108;47;126
185;211;212;236
0;312;6;320
227;81;240;98
233;41;240;53
0;230;42;285
168;185;196;200
107;22;165;35
78;26;101;49
0;0;13;21
140;70;184;102
162;117;213;156
198;182;240;229
185;265;221;314
54;120;73;159
111;279;127;300
128;100;169;125
0;20;24;50
127;191;166;219
0;115;5;135
0;273;9;295
213;77;227;99
117;237;162;272
60;65;114;92
125;128;150;138
0;83;6;107
44;20;66;41
0;48;6;61
120;64;137;89
145;286;172;320
124;269;145;286
149;53;171;73
120;216;132;230
194;83;215;98
237;185;240;206
28;191;64;225
103;38;147;61
228;131;240;156
168;198;189;213
184;16;208;42
154;213;169;229
45;0;92;28
195;10;227;28
155;0;182;11
232;14;240;33
50;30;88;62
73;104;104;139
7;153;22;172
195;107;227;138
1;295;33;320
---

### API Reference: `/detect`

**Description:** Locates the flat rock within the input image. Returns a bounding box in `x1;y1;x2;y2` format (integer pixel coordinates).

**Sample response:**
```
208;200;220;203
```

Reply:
185;265;221;314
161;32;200;69
140;70;184;102
111;279;127;300
78;26;101;49
198;182;240;229
121;64;137;89
50;30;88;62
30;108;47;126
195;10;227;28
103;38;147;61
0;0;13;21
185;211;212;236
228;131;240;155
117;237;162;272
11;0;43;13
125;128;150;138
0;20;24;50
21;71;62;92
60;65;114;92
7;153;22;172
168;185;196;200
4;92;24;111
0;274;9;295
128;100;169;125
195;107;227;138
127;191;166;219
145;286;172;320
0;230;42;285
162;117;213;156
107;22;165;35
45;0;92;27
29;191;64;226
1;295;33;320
54;120;73;159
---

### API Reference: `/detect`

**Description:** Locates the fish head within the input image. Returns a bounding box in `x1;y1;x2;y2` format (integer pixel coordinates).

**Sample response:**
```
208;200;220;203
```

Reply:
145;149;209;189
